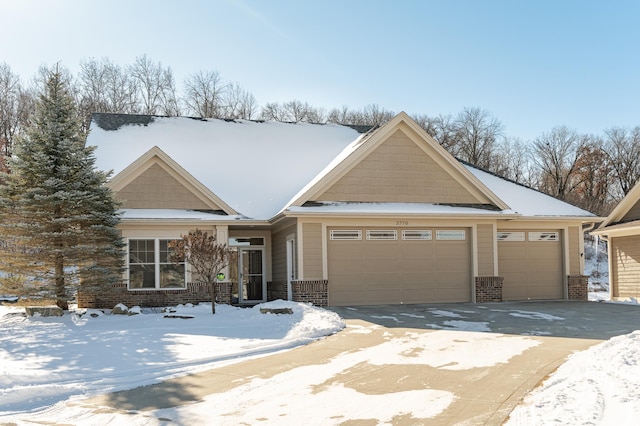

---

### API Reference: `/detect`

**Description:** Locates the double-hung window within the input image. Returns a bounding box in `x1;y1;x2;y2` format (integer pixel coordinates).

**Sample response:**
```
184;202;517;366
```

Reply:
128;239;186;289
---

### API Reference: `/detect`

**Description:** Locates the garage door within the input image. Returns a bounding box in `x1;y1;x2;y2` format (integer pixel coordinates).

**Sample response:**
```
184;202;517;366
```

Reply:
498;231;564;300
328;228;471;306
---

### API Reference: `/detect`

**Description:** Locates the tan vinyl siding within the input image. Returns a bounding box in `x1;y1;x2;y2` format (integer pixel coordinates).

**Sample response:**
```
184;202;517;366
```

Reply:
612;235;640;298
302;223;323;279
621;199;640;223
271;224;296;283
317;129;481;204
476;224;494;276
568;226;580;275
117;163;214;210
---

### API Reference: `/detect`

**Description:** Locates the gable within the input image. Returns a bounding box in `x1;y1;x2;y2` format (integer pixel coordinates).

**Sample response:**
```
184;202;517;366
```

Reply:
107;146;237;214
597;179;640;231
314;127;491;205
621;198;640;223
117;163;221;210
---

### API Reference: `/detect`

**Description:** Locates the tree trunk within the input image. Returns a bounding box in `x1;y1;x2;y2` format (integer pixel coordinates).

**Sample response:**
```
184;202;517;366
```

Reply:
210;281;217;314
55;253;68;310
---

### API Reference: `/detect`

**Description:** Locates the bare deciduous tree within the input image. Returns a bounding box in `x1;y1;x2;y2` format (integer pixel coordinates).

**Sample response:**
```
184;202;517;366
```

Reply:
412;113;459;155
489;137;532;184
224;82;258;119
0;63;26;159
183;70;226;118
453;107;503;169
327;105;351;124
168;229;233;314
129;55;177;115
531;126;588;201
602;126;640;201
260;101;287;121
571;139;614;215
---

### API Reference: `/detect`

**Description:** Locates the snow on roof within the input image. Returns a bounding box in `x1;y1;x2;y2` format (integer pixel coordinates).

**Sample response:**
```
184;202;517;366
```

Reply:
88;115;364;219
464;165;595;217
118;209;243;221
287;202;514;216
88;114;595;221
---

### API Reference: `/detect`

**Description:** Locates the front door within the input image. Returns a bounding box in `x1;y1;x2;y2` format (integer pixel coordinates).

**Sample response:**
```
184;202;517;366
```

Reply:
239;248;265;303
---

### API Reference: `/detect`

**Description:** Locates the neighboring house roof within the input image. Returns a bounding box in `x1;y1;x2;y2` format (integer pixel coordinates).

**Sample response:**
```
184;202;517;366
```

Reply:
87;112;595;221
593;179;640;235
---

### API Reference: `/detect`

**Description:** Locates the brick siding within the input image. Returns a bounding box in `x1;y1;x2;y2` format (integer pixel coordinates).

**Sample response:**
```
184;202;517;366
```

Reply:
268;281;288;301
78;281;232;310
567;275;588;301
291;280;328;307
475;276;503;302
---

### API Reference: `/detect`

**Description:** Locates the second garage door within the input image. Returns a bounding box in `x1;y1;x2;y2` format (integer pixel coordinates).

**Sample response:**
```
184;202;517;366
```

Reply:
328;228;471;306
498;230;564;300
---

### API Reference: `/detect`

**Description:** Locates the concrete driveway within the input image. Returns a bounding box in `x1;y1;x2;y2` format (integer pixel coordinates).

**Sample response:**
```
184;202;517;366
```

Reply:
77;301;640;425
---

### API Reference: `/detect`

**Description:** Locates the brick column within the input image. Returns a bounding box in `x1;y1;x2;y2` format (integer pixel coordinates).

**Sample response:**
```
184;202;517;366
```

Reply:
267;281;288;301
475;276;503;302
567;275;588;301
292;280;328;307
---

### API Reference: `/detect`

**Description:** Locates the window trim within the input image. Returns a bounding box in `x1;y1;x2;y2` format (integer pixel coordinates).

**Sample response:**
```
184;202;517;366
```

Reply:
497;231;525;242
402;229;433;240
366;230;397;240
528;231;559;242
436;230;466;241
127;238;187;291
330;230;362;240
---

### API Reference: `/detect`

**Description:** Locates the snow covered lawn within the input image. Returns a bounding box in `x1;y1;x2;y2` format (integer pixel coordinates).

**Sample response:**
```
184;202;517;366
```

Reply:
0;301;344;416
506;329;640;425
1;298;640;425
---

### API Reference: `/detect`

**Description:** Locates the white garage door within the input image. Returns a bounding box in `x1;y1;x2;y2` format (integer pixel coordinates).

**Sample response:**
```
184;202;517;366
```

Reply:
328;228;471;306
498;231;564;300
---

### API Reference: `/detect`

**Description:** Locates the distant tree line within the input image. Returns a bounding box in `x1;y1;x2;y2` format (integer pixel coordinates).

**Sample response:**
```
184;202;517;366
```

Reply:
2;56;639;216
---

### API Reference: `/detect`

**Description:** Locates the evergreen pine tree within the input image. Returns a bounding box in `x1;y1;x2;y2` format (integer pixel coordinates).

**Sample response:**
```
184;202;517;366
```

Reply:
0;66;124;309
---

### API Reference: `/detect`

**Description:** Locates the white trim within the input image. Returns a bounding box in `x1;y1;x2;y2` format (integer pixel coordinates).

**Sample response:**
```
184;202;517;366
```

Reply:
492;224;499;276
471;224;478;304
563;227;570;299
366;229;397;240
528;231;559;241
297;221;304;279
497;231;526;241
127;237;187;290
436;230;466;240
286;235;296;301
321;224;328;280
330;229;363;240
401;229;432;240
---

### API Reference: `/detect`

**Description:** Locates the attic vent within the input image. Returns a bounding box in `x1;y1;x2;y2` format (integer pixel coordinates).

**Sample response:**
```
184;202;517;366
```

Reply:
330;230;362;240
529;232;559;242
366;230;397;240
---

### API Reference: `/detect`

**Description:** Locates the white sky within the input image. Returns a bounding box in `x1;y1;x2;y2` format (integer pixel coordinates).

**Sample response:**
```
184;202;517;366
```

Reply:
2;0;640;141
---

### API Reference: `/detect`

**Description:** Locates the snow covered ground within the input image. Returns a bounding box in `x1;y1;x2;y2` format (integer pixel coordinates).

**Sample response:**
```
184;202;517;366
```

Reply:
0;301;344;421
505;236;640;425
1;238;639;425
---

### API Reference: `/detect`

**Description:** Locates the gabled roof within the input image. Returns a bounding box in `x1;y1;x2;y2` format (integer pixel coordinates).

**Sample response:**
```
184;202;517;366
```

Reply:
283;112;510;212
594;179;640;233
88;114;365;219
108;146;237;215
88;112;595;221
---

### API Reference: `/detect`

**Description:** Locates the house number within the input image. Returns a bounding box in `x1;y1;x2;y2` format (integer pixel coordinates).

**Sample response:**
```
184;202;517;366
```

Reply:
396;220;408;226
